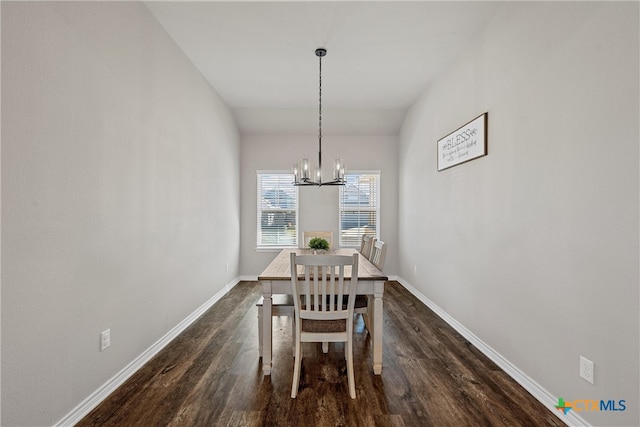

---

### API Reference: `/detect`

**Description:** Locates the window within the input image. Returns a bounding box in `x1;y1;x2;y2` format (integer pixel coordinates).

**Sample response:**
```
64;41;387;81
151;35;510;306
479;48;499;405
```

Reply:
339;172;380;247
257;172;298;248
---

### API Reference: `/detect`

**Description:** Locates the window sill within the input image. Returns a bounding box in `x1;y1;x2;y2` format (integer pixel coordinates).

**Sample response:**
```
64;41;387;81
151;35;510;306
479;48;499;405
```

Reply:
255;246;298;253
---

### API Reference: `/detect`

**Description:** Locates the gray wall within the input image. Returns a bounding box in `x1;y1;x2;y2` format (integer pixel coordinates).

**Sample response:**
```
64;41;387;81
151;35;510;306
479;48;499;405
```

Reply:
398;2;638;426
1;2;240;425
240;134;398;276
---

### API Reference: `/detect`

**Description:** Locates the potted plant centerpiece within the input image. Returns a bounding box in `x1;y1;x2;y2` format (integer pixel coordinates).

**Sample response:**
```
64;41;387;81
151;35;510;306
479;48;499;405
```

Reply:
308;237;330;254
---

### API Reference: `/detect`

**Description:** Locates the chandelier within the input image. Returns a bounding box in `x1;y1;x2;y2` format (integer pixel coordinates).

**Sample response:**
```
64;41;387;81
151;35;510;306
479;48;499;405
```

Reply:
293;48;346;186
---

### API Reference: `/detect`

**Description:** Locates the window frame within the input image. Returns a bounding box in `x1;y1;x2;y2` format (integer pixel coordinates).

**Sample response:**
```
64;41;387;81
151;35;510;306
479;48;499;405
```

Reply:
338;171;381;248
256;171;299;250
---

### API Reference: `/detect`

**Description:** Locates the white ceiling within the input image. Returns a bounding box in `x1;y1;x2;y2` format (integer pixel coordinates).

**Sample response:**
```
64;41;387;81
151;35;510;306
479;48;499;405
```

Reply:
145;1;501;135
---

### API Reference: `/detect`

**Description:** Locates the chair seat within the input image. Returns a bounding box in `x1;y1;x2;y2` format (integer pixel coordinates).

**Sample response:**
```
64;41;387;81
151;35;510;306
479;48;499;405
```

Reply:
354;295;368;309
353;295;370;335
302;318;347;333
256;294;295;307
342;294;368;309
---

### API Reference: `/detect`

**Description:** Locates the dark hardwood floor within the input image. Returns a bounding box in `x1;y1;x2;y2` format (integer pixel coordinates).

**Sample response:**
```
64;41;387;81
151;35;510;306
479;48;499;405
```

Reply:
78;281;565;427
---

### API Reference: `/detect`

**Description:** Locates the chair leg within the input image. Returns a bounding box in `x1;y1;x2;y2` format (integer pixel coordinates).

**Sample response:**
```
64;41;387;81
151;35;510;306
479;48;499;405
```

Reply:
362;312;371;336
362;296;372;335
291;312;296;357
257;306;263;358
291;337;302;398
322;341;329;353
346;333;355;399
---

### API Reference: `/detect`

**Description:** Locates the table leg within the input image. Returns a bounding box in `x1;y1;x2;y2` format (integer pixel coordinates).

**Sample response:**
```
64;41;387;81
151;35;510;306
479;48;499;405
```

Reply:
372;281;384;375
261;281;273;375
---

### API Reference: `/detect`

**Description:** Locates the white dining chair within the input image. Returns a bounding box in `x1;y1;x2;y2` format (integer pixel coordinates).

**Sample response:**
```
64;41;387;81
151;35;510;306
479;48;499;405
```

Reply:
370;239;387;271
354;235;373;326
289;252;359;399
302;231;333;249
354;239;386;335
359;234;375;260
354;235;378;333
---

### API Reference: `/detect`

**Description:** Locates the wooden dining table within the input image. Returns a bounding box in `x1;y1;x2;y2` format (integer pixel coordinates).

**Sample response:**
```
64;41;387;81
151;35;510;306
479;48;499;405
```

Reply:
258;248;388;376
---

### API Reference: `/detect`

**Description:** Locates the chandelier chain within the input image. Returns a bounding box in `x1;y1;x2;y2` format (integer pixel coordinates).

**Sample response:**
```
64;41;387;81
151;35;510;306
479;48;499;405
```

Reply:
318;52;322;171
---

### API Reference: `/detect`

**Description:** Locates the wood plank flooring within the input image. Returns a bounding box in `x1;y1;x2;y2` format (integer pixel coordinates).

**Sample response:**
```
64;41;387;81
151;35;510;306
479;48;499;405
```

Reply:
78;281;566;427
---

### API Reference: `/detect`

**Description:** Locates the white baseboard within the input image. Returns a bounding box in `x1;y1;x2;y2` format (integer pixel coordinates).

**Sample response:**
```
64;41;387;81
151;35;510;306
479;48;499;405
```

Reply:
395;277;589;427
55;277;243;427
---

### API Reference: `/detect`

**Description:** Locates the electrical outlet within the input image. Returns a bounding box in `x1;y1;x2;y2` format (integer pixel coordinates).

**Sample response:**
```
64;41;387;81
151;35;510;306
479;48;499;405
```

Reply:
580;355;594;384
100;329;111;351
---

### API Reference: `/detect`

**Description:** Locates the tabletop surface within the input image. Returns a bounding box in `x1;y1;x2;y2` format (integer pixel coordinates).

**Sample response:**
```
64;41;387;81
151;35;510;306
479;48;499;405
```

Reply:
258;248;388;281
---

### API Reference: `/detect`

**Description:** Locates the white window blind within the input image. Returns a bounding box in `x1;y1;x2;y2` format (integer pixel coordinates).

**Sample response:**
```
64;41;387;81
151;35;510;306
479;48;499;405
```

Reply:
339;172;380;247
257;173;298;248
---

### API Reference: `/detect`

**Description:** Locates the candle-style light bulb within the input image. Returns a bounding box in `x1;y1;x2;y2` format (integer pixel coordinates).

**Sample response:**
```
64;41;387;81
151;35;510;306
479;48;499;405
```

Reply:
334;159;343;180
292;164;299;183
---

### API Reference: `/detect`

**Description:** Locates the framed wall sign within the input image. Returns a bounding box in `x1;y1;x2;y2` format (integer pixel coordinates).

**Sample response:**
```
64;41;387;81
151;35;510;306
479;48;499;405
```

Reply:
437;112;488;171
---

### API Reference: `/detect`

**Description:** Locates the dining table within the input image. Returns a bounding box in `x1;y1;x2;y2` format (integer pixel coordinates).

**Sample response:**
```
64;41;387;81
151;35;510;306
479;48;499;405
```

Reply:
257;248;388;376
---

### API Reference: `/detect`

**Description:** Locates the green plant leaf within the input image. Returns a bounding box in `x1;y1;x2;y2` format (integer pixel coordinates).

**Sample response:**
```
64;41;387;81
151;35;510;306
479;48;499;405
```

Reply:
308;237;329;250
